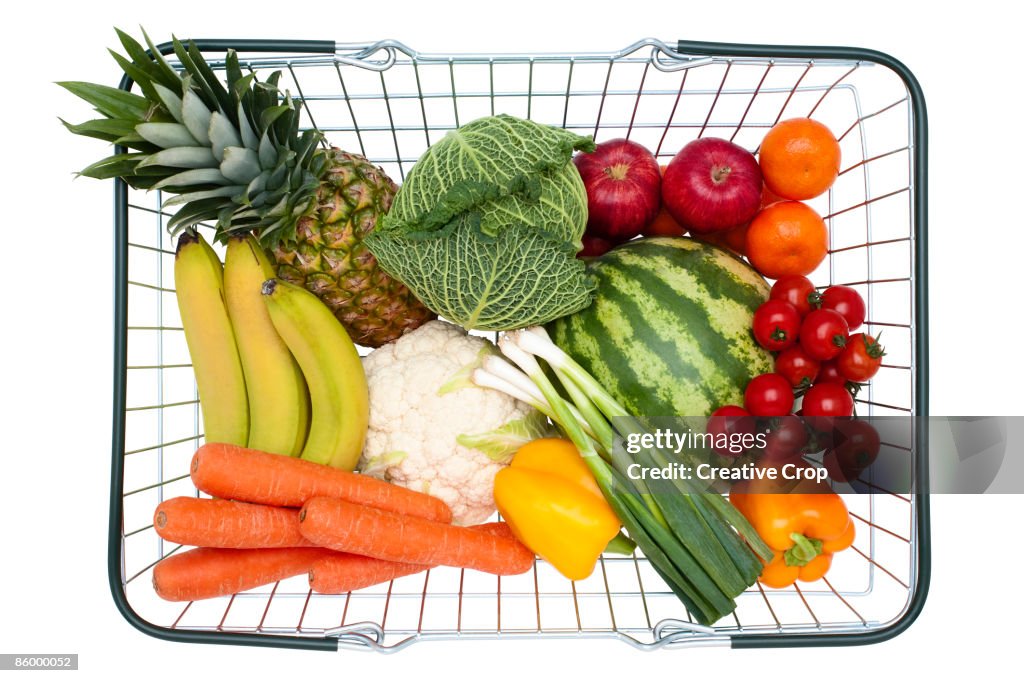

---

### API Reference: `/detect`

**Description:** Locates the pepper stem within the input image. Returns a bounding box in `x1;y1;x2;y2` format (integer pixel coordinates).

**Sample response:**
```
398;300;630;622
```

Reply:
604;530;637;555
784;532;823;567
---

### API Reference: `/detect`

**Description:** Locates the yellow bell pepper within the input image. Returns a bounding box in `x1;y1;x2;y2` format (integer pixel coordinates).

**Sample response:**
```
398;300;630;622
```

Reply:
493;438;621;581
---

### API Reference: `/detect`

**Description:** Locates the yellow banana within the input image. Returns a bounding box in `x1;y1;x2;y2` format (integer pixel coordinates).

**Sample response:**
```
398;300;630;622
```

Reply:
174;232;249;446
262;278;368;470
224;234;311;456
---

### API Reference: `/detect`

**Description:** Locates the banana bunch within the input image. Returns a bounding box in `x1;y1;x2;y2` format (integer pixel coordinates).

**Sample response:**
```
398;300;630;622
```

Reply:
261;278;369;470
174;233;249;446
174;232;368;470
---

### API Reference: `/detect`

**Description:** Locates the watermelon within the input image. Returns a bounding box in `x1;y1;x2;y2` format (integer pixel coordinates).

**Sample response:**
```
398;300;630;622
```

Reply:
548;237;773;417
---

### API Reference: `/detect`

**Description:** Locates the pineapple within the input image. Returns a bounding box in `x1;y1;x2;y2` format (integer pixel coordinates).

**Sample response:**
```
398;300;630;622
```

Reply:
61;29;434;347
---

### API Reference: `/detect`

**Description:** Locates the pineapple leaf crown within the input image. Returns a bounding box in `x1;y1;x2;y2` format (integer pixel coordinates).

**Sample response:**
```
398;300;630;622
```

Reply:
59;28;325;245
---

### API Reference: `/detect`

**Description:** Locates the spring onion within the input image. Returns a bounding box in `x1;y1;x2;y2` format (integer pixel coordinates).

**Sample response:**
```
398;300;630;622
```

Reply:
473;326;773;625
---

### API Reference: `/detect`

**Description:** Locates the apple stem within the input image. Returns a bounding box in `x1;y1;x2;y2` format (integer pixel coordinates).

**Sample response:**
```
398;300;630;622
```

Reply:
605;163;631;181
711;165;732;184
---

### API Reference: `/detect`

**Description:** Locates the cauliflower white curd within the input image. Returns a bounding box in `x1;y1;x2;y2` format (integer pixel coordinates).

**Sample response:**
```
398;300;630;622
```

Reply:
358;320;546;525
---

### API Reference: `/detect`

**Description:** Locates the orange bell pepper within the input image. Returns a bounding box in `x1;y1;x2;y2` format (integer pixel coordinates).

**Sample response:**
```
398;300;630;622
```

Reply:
730;479;854;588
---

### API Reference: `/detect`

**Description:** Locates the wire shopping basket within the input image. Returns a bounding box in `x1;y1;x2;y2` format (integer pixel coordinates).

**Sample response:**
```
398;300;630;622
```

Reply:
109;37;929;652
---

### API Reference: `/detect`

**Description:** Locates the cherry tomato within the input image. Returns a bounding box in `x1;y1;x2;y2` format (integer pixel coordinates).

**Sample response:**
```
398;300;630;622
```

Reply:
824;419;881;481
805;414;836;452
823;450;857;482
801;382;855;417
799;309;850;360
761;414;809;458
707;405;756;457
752;300;801;351
769;275;819;317
836;333;885;381
820;285;866;330
832;418;881;466
774;346;821;388
815;360;846;385
744;373;795;416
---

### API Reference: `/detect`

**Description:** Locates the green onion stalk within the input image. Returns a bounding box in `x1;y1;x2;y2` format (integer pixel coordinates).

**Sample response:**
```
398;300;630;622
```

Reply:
473;326;773;625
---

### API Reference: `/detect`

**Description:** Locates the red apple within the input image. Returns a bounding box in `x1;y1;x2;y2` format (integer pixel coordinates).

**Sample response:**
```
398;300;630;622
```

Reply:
662;137;763;234
693;183;777;253
574;138;661;241
579;234;621;258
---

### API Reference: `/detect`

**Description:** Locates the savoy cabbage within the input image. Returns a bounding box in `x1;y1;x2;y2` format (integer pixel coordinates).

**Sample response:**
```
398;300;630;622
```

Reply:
364;114;596;331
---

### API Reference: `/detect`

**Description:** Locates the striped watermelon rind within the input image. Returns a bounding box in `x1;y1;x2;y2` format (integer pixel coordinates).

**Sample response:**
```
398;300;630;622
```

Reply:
548;237;773;417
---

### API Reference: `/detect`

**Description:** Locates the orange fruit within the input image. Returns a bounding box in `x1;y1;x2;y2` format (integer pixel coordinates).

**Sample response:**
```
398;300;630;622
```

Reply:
746;201;828;278
695;222;748;255
761;184;785;206
645;205;686;237
759;118;840;200
644;164;686;237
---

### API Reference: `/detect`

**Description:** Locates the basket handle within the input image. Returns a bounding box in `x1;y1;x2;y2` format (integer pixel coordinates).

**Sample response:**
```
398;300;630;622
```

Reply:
155;39;336;55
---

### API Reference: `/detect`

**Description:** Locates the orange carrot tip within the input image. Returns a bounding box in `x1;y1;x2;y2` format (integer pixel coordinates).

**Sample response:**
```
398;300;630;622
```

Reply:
308;554;431;594
308;522;526;594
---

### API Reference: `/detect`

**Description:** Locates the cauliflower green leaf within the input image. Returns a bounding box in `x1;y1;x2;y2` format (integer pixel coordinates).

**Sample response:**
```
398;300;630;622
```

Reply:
438;343;498;396
359;450;408;478
456;410;554;463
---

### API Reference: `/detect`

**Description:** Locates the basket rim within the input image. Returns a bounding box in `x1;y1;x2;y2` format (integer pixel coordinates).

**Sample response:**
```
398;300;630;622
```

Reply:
108;36;930;652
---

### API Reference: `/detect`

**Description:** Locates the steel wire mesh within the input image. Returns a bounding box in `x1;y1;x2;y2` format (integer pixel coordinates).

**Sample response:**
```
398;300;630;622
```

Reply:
115;39;922;651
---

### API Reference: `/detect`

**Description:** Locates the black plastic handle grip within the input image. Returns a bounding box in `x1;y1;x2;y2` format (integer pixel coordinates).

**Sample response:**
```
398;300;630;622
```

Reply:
156;38;336;55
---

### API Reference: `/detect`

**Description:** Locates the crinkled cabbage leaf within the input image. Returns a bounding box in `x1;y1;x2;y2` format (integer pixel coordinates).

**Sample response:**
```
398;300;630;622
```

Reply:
365;114;596;331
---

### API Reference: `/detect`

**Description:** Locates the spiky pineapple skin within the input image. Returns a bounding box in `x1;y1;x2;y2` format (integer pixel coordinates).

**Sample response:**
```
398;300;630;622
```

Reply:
271;149;435;348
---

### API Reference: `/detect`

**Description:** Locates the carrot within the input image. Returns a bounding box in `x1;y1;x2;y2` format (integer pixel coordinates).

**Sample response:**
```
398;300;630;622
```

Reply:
153;496;314;548
152;546;336;602
298;497;535;576
474;521;519;540
307;522;514;593
190;443;452;524
308;554;429;594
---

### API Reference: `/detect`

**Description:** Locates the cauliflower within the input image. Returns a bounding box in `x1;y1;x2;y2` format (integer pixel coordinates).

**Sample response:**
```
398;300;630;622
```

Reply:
358;320;549;525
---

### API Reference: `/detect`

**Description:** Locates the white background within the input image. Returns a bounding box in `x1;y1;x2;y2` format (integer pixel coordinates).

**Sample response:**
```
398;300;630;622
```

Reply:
3;0;1022;679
